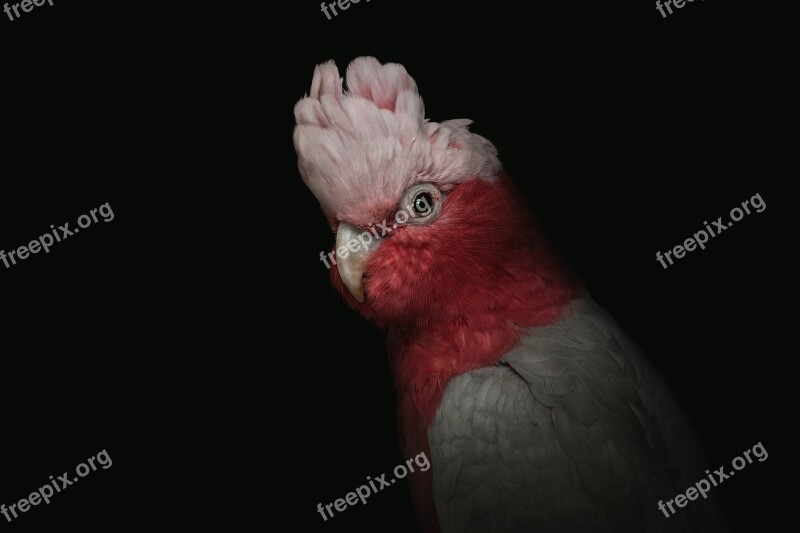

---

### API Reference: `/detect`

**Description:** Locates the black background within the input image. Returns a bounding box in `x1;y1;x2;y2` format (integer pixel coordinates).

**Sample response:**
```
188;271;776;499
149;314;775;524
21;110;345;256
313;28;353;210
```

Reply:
0;0;791;531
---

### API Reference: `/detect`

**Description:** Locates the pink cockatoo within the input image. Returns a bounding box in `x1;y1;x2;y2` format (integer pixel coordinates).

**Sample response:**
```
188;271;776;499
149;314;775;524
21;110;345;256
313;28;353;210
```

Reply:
294;57;727;532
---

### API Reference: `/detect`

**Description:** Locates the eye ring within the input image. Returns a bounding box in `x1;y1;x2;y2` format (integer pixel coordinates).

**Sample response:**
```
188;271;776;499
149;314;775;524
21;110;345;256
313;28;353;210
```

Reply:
400;183;444;226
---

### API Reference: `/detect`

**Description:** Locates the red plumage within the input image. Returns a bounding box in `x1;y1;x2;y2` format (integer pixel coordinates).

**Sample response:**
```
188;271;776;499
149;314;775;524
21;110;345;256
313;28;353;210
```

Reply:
297;57;727;533
330;172;580;531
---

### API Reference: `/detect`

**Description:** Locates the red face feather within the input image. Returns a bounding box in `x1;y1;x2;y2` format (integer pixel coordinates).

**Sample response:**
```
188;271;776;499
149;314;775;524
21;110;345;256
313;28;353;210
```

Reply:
332;170;581;429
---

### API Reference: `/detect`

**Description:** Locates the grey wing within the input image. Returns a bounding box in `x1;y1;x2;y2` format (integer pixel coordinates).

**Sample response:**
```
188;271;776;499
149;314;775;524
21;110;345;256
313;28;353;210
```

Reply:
428;298;726;533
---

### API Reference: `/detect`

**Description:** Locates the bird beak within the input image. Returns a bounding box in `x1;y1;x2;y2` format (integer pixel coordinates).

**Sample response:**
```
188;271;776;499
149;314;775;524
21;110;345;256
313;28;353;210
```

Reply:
335;222;381;303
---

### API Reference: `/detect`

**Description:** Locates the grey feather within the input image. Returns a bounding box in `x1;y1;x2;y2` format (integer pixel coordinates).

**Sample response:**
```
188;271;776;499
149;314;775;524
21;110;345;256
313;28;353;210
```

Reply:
428;298;727;532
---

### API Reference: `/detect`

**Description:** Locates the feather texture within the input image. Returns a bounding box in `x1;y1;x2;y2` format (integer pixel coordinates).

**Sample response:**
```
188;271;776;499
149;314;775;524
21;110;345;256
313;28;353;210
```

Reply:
293;57;727;533
429;298;727;532
293;57;500;226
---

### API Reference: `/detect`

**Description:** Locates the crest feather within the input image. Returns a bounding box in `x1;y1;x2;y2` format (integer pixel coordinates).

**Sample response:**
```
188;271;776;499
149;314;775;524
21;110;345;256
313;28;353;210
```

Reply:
294;57;500;221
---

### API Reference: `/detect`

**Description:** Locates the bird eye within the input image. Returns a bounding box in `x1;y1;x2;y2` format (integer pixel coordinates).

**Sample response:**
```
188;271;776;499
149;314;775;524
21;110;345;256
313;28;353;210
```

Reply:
413;192;433;216
401;183;443;226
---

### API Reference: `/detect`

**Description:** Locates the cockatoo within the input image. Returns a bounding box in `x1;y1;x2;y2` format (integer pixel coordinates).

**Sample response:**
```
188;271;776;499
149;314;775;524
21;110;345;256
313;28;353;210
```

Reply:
294;57;726;533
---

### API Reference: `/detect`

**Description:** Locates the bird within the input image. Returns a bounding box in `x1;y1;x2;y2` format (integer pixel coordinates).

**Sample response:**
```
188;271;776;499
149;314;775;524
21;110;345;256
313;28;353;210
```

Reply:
293;57;727;533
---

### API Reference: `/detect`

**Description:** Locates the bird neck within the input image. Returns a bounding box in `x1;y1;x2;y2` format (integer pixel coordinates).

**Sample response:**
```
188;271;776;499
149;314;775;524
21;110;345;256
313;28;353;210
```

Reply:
388;173;582;434
385;174;581;532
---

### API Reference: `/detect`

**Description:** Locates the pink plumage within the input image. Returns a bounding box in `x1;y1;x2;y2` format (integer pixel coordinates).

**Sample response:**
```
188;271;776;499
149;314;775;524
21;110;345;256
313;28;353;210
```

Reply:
295;57;726;533
294;57;500;227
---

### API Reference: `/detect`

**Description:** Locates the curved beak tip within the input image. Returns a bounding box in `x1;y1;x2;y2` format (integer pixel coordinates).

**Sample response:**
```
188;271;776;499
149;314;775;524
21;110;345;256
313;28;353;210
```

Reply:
335;222;380;304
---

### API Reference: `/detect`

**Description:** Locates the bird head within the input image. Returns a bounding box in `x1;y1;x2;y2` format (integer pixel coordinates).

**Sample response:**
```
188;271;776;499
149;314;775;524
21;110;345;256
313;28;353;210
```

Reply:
294;57;575;329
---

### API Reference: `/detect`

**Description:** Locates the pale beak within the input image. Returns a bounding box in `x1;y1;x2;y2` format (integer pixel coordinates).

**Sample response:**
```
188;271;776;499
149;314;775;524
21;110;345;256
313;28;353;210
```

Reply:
335;222;381;303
